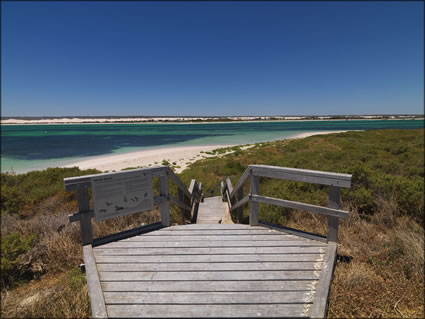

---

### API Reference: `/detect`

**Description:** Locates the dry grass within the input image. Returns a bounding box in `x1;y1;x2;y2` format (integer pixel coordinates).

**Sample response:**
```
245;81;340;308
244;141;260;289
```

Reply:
282;201;425;318
1;203;161;318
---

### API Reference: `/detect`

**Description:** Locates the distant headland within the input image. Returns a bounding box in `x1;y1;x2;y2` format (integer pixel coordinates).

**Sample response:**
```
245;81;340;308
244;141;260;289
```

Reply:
1;114;423;125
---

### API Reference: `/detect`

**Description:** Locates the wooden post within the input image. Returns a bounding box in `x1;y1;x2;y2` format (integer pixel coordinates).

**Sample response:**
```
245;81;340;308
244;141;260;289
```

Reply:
327;186;340;242
220;181;225;201
159;175;171;227
77;187;93;245
250;174;259;226
178;188;185;224
237;188;244;223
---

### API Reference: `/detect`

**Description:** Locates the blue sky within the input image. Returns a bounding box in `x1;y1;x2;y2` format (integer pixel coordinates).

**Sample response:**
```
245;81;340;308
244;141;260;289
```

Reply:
1;1;424;116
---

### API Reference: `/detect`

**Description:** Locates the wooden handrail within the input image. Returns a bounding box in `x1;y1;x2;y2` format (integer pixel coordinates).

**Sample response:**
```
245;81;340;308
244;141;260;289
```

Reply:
228;168;251;198
221;165;352;243
66;166;201;245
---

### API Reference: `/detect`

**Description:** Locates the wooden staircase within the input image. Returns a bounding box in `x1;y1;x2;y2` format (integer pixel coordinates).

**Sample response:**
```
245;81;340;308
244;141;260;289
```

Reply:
196;196;230;224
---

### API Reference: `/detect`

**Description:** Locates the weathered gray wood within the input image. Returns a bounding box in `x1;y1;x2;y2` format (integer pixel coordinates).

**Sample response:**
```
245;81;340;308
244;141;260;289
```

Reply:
68;195;166;224
83;245;108;318
188;179;196;195
101;280;317;292
259;221;327;243
167;167;191;199
310;242;338;319
146;229;297;236
220;181;225;201
250;175;259;226
77;187;93;245
165;224;262;229
98;261;322;272
103;291;313;304
229;167;251;198
106;304;308;318
225;189;232;210
237;187;244;223
93;222;163;247
99;270;320;281
101;240;326;248
64;166;168;191
68;210;95;223
159;175;170;227
93;246;326;256
96;253;324;264
252;195;349;219
123;234;301;241
250;165;352;188
230;194;250;211
226;178;233;193
177;188;186;223
327;186;341;242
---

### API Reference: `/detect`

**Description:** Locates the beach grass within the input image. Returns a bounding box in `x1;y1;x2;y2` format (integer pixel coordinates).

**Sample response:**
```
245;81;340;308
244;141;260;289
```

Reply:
1;128;424;318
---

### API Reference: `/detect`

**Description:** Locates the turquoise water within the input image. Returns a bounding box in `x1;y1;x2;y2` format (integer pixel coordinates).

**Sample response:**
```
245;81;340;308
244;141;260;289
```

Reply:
1;119;423;173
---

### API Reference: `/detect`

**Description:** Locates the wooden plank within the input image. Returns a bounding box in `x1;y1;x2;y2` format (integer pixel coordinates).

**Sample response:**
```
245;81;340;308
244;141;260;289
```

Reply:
95;254;324;264
104;291;313;305
101;240;326;248
140;229;307;236
122;234;303;241
77;187;93;245
83;245;108;318
92;222;163;247
166;224;254;229
159;175;170;227
230;194;250;211
93;246;326;256
229;168;251;198
106;304;308;318
99;270;320;281
259;221;328;243
64;166;168;191
310;242;338;319
250;165;352;188
97;261;322;272
327;186;341;242
101;280;317;292
250;175;259;226
252;195;349;219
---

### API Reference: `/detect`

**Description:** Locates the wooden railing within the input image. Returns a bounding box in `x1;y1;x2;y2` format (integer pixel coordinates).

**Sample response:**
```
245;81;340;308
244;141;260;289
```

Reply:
222;165;352;243
65;166;202;246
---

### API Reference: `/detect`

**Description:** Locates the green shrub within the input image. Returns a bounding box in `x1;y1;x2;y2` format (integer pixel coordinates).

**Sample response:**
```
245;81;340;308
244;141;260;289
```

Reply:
1;233;36;287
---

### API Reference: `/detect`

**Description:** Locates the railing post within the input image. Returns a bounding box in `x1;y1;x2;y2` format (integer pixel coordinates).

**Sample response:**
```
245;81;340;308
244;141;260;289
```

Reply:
237;188;244;223
77;187;93;245
250;174;259;226
178;188;185;224
327;186;340;242
159;174;171;227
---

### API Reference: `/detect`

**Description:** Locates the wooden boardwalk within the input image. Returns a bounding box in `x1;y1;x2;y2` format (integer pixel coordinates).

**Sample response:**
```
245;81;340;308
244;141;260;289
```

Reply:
196;196;230;224
87;223;336;318
66;165;351;318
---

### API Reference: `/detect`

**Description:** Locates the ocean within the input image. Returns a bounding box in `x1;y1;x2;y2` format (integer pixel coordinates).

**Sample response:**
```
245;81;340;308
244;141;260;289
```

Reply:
1;119;423;173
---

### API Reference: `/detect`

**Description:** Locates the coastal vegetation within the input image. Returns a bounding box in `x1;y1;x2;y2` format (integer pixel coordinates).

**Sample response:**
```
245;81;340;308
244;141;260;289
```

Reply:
1;128;424;318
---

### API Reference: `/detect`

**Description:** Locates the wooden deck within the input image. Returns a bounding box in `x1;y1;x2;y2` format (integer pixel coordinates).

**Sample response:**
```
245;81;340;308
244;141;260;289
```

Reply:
66;165;351;318
84;223;337;318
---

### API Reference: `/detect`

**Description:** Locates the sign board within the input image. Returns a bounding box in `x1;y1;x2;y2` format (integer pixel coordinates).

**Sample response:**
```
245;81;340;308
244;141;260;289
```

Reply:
91;170;154;221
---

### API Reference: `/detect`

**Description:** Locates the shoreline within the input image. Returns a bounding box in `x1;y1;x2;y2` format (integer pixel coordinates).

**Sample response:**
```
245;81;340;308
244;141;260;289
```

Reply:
1;117;423;126
62;130;349;173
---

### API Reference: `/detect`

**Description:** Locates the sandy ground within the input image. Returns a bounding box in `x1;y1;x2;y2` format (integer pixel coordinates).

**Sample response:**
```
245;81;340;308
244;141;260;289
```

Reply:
63;131;348;173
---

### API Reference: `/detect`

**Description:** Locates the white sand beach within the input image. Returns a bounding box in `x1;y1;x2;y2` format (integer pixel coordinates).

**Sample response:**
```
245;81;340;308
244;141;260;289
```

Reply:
63;131;348;173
